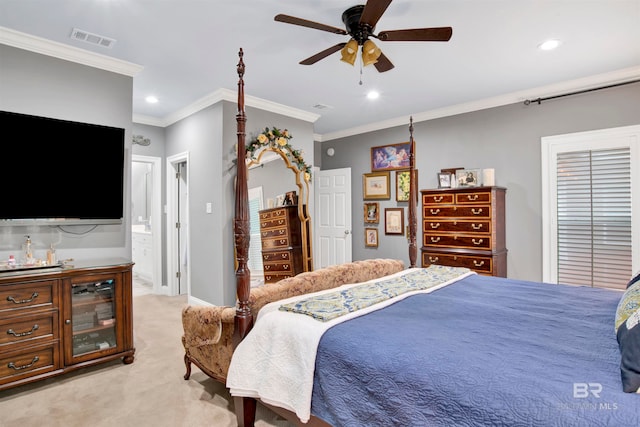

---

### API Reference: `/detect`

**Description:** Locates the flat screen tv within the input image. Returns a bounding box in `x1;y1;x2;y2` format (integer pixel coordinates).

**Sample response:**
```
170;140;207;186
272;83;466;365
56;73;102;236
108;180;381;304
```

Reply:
0;110;125;226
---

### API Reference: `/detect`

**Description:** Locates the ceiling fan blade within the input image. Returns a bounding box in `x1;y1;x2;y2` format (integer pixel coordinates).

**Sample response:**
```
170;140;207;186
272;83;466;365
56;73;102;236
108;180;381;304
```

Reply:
275;14;347;35
373;51;394;73
300;43;347;65
359;0;393;28
377;27;453;42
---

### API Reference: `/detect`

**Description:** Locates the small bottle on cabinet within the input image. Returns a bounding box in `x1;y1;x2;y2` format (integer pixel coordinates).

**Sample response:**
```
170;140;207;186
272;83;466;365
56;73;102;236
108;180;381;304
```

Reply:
46;244;57;265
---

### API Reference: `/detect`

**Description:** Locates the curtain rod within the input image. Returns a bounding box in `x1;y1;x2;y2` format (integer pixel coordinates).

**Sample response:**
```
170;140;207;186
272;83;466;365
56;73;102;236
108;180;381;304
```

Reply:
523;79;640;105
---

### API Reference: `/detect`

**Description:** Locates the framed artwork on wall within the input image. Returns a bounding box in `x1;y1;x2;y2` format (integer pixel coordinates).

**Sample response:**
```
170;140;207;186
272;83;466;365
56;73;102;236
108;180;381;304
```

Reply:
396;169;418;202
364;202;380;223
363;171;391;200
371;142;411;171
384;207;404;235
365;228;378;247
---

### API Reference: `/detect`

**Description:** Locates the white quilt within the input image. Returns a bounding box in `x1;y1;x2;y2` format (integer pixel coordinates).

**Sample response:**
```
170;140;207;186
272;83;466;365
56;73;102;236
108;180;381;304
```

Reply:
225;267;474;422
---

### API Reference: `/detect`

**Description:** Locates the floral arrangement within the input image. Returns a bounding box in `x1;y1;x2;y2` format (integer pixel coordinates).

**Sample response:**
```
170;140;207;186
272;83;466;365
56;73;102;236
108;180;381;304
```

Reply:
246;126;312;181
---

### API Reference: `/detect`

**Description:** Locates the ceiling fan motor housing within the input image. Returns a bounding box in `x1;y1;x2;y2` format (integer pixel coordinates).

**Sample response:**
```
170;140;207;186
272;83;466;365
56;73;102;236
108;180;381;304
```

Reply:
342;5;372;44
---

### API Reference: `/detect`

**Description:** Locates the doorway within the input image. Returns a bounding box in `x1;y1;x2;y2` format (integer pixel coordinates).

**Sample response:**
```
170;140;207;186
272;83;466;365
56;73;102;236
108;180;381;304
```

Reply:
166;152;190;296
131;155;162;294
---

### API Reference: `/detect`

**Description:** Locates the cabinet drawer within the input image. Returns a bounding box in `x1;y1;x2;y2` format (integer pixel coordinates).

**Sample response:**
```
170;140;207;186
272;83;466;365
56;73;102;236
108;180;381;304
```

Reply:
264;273;294;284
423;219;491;234
422;193;455;205
0;312;57;347
423;205;491;218
262;251;291;262
259;208;288;220
260;217;290;229
261;237;292;249
423;234;492;250
422;252;493;274
0;343;57;385
261;228;289;239
456;191;492;204
263;261;294;273
0;281;55;313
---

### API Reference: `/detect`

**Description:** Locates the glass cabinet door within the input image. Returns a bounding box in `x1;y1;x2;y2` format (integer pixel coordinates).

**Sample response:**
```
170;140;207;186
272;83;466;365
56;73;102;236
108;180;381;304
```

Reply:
68;276;119;359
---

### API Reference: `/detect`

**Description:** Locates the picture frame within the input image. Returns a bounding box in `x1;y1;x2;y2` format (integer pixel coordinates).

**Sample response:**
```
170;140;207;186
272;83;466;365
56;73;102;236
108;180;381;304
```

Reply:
365;227;378;247
363;171;391;200
437;172;452;189
371;142;412;171
384;207;404;235
456;169;480;187
364;202;379;223
396;169;418;202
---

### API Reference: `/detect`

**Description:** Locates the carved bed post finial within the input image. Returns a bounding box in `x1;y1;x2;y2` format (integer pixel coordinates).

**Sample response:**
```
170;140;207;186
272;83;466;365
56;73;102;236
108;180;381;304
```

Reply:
408;116;418;268
233;48;253;347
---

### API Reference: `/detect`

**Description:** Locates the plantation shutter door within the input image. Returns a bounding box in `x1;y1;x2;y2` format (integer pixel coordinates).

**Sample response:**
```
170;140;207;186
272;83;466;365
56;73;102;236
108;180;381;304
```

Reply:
248;187;264;275
556;147;632;289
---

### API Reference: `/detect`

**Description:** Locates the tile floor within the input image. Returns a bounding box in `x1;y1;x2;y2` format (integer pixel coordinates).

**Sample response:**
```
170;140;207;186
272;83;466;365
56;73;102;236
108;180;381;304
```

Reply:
132;272;153;296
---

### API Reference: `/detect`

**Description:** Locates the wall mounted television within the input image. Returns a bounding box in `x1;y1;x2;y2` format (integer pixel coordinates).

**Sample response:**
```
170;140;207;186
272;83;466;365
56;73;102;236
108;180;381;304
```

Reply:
0;111;125;226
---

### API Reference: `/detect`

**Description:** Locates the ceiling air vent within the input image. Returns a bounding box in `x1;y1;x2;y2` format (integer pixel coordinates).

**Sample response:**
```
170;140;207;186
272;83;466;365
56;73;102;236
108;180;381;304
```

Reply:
70;28;116;49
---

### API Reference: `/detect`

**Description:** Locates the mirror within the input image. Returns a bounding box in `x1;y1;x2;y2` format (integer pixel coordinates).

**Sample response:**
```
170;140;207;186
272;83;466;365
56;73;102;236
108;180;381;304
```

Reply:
247;146;313;282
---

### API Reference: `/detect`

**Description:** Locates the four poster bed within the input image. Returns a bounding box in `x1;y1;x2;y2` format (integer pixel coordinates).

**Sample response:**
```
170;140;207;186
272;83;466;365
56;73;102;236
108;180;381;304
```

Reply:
182;50;640;427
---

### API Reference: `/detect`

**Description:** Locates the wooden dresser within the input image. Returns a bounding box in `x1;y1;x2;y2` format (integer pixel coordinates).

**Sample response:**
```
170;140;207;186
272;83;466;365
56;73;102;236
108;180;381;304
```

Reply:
259;205;304;283
421;186;507;276
0;259;134;390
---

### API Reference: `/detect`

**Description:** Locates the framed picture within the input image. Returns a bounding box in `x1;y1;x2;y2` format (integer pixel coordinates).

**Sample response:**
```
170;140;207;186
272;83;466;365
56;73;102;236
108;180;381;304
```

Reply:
456;169;480;187
395;169;418;202
384;208;404;235
437;172;452;188
365;227;378;247
363;171;391;199
371;142;411;171
364;202;379;223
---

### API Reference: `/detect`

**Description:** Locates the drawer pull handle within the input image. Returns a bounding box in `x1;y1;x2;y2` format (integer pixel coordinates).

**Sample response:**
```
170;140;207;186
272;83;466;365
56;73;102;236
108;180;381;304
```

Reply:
278;220;284;225
7;324;39;337
265;265;271;270
430;223;440;229
280;254;288;259
264;255;270;260
279;230;285;235
472;223;483;230
429;256;439;263
430;237;441;243
472;238;484;245
6;292;39;304
433;196;443;202
8;356;39;371
467;195;479;201
473;260;485;267
471;208;483;215
283;264;289;269
279;239;286;244
430;209;440;215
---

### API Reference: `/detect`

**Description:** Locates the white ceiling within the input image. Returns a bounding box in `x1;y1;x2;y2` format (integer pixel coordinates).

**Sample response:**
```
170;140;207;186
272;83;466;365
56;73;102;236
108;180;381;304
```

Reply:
1;0;639;140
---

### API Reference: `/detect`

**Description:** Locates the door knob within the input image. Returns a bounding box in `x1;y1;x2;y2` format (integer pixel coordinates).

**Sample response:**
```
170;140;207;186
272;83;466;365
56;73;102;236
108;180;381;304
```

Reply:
344;230;350;235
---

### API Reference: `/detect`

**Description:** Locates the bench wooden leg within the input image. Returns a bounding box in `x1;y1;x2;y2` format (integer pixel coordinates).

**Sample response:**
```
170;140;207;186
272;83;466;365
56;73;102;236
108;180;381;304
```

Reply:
234;396;256;427
183;353;192;380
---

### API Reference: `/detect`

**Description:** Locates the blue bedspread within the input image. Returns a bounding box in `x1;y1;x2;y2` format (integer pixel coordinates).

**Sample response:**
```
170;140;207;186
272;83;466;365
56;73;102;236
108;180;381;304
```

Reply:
311;274;640;426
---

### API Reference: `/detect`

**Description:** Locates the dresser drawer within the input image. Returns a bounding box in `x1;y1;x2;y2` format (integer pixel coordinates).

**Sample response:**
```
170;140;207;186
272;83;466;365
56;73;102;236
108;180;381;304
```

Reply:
0;343;58;385
0;311;57;347
456;191;492;204
261;228;289;239
263;261;294;273
264;273;295;284
422;193;455;206
423;219;491;234
260;217;290;229
259;208;288;221
423;205;491;218
262;237;292;250
422;252;493;274
0;280;55;313
423;233;492;250
262;251;291;263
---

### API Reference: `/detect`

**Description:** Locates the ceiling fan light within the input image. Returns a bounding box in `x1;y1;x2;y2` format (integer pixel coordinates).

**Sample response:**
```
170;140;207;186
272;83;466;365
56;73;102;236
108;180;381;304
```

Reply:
340;39;358;65
361;40;381;66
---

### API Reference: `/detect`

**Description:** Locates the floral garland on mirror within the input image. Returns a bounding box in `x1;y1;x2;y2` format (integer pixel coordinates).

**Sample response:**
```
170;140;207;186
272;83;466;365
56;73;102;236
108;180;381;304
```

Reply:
246;127;312;181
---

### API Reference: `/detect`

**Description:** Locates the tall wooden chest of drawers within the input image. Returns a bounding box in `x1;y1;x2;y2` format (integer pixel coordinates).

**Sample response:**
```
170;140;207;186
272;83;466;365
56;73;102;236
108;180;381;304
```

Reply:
259;205;303;283
421;186;507;277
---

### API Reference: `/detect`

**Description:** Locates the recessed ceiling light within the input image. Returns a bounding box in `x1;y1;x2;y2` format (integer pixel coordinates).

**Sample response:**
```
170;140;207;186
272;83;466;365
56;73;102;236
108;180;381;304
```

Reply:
538;39;561;51
145;96;159;104
367;91;380;100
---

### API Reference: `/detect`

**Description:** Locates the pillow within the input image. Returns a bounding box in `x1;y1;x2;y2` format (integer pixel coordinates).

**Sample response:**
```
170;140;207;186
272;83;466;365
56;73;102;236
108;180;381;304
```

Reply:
615;280;640;393
628;270;640;289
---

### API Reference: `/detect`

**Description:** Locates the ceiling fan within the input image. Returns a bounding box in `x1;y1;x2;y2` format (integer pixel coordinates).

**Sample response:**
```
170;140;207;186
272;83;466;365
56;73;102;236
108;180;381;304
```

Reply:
274;0;452;72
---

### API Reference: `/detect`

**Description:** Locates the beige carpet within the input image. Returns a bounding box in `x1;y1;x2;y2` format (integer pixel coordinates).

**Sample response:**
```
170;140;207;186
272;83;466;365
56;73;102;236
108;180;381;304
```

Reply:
0;293;293;427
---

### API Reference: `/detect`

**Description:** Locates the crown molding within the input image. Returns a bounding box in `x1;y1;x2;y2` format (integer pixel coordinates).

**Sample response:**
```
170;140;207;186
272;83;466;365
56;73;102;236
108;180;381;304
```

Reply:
0;26;143;77
319;65;640;142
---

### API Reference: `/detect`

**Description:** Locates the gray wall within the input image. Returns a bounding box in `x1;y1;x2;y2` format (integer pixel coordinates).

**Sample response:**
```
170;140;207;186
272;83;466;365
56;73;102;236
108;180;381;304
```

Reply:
321;81;640;283
0;44;133;262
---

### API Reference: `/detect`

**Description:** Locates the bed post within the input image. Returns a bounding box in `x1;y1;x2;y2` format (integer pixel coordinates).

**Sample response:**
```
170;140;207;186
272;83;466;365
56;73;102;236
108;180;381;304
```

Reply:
233;48;253;346
408;117;418;268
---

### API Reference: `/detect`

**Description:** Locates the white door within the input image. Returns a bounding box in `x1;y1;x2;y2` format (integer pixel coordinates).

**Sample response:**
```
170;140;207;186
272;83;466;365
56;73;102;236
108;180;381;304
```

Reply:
177;161;189;294
166;152;190;296
314;167;352;268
